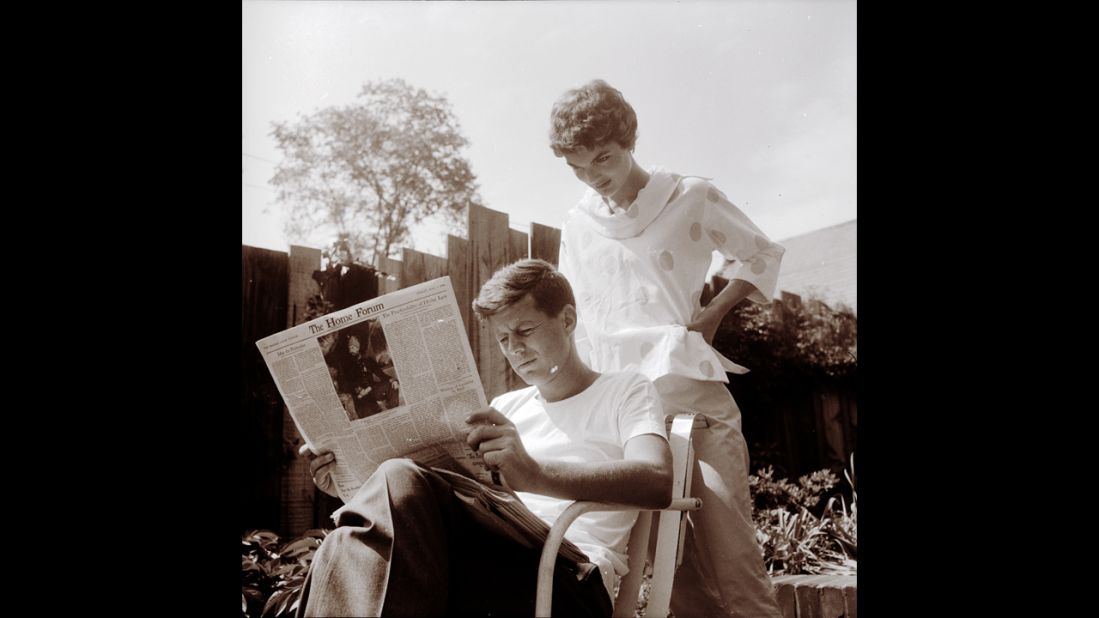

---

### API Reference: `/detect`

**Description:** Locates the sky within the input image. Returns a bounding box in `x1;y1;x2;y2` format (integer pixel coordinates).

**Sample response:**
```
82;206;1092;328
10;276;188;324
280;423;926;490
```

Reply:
242;0;856;259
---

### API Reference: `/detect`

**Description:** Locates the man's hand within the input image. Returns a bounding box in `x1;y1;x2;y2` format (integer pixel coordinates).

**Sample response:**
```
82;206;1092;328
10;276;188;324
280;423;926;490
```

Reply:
298;443;339;498
466;407;541;492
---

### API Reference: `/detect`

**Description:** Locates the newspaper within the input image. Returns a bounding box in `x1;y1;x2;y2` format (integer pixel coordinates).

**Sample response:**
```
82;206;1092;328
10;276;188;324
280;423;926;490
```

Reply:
255;276;493;502
255;275;590;568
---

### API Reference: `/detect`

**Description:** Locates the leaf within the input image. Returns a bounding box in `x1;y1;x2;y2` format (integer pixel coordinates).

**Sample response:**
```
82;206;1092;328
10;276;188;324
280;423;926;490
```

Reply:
277;588;299;617
262;590;284;617
282;537;320;556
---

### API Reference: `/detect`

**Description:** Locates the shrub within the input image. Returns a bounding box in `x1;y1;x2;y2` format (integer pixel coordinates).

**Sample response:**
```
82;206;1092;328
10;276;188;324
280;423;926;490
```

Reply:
713;288;857;383
242;458;857;615
750;455;857;576
241;528;329;617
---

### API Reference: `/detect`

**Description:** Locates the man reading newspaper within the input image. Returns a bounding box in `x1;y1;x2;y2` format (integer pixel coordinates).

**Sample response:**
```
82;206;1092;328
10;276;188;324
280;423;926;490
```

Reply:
297;259;673;616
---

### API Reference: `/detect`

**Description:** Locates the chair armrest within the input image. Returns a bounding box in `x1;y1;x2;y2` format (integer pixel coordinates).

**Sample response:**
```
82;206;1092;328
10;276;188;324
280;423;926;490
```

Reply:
535;499;701;616
534;411;703;617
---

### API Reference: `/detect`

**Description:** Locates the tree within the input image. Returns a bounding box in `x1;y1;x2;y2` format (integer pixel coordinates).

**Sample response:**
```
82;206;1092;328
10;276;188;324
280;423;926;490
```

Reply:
271;79;482;264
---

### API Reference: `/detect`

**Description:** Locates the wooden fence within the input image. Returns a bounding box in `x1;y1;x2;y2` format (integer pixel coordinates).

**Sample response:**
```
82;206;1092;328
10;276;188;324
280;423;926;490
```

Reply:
241;203;854;536
370;206;560;400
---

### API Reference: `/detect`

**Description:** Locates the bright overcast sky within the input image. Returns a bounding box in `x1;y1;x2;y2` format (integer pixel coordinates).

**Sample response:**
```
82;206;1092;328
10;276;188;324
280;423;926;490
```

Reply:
243;0;856;258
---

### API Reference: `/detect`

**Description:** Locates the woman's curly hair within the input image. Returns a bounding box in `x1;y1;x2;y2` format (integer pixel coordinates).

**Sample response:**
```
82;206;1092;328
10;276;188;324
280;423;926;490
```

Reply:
549;79;638;156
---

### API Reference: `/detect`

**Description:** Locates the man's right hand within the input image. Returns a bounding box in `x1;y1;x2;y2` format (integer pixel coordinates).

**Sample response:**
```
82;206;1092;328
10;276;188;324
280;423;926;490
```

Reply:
298;444;339;498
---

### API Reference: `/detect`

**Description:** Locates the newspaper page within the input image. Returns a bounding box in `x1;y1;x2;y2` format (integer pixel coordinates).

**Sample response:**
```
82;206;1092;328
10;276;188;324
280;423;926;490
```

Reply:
256;276;492;503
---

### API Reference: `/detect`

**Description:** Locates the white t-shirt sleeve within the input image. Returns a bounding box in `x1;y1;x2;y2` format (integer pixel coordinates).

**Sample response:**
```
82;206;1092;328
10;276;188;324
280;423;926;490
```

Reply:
615;374;668;445
699;182;786;305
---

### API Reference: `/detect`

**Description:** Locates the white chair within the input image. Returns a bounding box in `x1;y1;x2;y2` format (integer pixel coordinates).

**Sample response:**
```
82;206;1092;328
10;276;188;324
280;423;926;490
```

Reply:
535;413;704;617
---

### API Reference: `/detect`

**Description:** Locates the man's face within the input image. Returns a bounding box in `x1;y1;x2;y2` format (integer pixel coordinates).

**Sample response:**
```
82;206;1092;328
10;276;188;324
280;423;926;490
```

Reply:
488;294;572;387
563;142;634;201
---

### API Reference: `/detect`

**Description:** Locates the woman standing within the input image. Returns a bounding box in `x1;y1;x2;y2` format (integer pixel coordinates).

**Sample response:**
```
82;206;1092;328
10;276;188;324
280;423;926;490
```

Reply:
552;79;784;618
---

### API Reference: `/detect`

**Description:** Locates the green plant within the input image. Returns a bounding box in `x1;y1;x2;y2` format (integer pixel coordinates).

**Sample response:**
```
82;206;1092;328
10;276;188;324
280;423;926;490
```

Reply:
713;290;857;383
241;528;329;617
749;455;857;576
271;78;482;264
750;465;839;514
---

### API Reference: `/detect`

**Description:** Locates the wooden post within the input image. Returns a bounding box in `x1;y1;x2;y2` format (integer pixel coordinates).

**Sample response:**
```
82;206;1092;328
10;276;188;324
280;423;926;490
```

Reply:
509;228;529;262
530;223;561;267
401;247;448;289
281;246;322;536
469;204;512;401
447;235;472;337
424;252;447;284
506;229;529;390
401;248;428;288
241;245;289;534
381;257;403;293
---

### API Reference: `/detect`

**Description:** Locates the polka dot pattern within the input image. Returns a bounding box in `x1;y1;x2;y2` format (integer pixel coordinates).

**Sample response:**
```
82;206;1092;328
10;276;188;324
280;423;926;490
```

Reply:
689;222;702;241
751;259;767;274
708;229;727;246
659;251;675;271
707;187;720;202
755;235;770;250
699;360;715;377
602;253;619;276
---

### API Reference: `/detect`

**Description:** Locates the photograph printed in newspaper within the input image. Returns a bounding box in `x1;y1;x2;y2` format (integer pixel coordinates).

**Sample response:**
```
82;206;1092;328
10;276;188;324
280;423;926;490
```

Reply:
256;276;493;502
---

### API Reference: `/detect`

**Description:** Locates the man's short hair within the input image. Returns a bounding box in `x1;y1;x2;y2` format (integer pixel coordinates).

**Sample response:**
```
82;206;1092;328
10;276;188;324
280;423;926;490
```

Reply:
549;79;638;156
472;259;576;320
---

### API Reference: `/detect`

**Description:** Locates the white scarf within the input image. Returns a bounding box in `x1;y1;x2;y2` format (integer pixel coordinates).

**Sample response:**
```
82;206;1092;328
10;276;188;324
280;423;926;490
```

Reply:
576;166;682;239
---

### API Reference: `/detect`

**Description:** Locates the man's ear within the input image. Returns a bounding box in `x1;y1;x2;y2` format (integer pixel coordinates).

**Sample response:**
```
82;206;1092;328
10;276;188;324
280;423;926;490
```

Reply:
561;304;577;336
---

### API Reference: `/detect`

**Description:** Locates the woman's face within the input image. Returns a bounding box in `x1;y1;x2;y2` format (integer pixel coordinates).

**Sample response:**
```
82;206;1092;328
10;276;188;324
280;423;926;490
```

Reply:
347;335;361;356
563;142;635;202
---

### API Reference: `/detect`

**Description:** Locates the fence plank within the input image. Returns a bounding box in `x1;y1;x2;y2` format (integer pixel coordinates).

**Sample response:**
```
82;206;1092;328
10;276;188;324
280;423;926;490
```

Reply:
282;246;323;536
381;257;403;293
509;229;529;262
530;223;561;267
241;246;289;534
447;235;472;338
401;248;427;288
470;204;512;401
506;229;529;390
424;252;448;284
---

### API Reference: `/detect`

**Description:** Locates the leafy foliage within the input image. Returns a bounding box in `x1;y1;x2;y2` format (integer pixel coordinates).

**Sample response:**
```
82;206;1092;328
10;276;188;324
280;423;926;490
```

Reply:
749;455;857;576
751;466;840;513
241;529;329;618
241;459;857;614
713;289;857;382
271;78;482;264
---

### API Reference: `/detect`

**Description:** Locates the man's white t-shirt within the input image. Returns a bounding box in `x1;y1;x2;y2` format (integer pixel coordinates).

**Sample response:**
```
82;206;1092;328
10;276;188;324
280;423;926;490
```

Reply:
490;371;668;598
